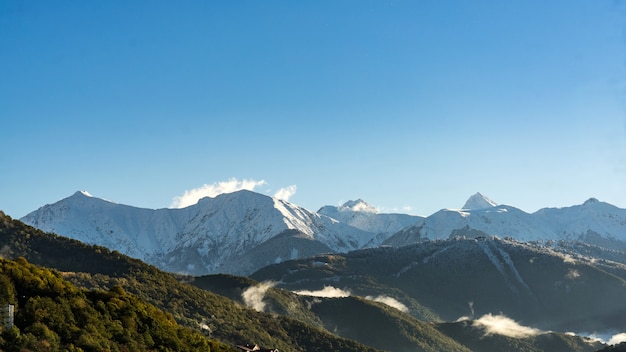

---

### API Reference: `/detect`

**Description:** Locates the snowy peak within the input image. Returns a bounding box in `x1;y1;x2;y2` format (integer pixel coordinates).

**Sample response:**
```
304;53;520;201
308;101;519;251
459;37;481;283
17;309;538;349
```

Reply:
317;200;422;245
339;199;378;214
462;192;497;210
76;190;93;197
67;190;95;201
64;190;117;207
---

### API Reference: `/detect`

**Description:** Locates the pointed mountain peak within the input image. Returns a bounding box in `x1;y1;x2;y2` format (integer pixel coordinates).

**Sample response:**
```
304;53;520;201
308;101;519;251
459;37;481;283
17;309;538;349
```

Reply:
340;199;378;214
462;192;497;210
67;190;116;205
69;190;94;199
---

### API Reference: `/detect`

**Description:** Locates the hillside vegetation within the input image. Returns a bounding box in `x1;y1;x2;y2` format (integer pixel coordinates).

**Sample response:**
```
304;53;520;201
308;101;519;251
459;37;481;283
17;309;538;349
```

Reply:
0;256;234;352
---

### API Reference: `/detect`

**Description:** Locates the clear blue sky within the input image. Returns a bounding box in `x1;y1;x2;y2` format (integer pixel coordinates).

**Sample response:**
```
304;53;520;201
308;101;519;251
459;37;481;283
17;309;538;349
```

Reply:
2;0;626;218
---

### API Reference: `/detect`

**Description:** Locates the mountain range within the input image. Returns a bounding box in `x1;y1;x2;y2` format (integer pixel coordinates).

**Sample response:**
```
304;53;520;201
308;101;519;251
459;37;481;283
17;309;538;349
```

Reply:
385;193;626;251
0;212;614;351
20;191;626;276
8;190;626;350
21;190;374;275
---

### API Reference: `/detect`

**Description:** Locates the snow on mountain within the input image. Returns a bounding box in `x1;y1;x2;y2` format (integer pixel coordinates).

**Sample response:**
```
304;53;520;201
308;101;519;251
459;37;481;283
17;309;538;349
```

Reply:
384;194;626;252
21;190;374;275
533;198;626;250
384;204;553;246
317;200;422;245
19;191;191;260
21;190;626;275
339;199;379;213
462;192;497;210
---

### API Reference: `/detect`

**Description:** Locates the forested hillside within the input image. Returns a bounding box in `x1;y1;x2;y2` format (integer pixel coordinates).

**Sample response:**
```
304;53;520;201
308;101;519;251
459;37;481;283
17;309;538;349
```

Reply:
0;256;234;351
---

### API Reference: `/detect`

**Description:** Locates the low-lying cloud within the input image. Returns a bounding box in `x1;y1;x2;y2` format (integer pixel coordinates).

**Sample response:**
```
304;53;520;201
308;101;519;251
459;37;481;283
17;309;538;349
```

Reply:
170;178;267;208
365;295;409;313
465;313;545;338
293;286;408;312
577;331;626;345
293;286;351;298
242;281;275;312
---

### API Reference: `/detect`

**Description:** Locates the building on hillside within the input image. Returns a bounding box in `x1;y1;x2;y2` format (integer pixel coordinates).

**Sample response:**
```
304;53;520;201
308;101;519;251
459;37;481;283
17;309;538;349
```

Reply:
236;343;279;352
0;304;14;328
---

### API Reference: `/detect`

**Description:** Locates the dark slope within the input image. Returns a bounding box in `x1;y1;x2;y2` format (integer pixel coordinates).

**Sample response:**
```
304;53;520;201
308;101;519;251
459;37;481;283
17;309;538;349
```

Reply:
435;320;601;352
309;296;470;352
252;237;626;333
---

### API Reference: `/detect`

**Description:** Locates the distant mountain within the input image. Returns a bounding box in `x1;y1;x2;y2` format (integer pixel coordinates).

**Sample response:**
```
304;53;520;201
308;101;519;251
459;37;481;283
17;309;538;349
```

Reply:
21;190;373;275
384;194;626;253
534;198;626;252
252;236;626;334
21;191;626;276
317;199;422;246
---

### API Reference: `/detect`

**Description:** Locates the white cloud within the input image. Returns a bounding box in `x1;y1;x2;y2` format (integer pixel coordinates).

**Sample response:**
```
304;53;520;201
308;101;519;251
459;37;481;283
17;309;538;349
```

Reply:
274;185;297;202
365;295;409;313
293;286;351;298
471;313;544;338
608;332;626;345
242;281;275;312
170;178;267;208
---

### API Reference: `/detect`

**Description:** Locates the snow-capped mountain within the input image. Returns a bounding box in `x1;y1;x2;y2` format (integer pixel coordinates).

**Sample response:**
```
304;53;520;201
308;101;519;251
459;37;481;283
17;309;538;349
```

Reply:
462;192;498;210
21;190;374;275
384;194;626;252
21;190;626;275
534;197;626;251
317;199;422;246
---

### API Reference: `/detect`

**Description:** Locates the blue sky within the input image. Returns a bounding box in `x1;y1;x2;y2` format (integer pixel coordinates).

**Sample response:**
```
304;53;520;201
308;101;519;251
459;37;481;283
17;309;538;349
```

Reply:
2;1;626;218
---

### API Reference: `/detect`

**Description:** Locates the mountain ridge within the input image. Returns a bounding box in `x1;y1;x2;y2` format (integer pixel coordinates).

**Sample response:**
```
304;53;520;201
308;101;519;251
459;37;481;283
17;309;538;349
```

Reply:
384;195;626;253
21;190;374;276
20;190;626;277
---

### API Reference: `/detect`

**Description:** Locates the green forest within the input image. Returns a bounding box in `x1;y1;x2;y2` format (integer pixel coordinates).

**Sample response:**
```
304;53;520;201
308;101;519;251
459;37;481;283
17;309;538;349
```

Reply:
0;255;235;351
